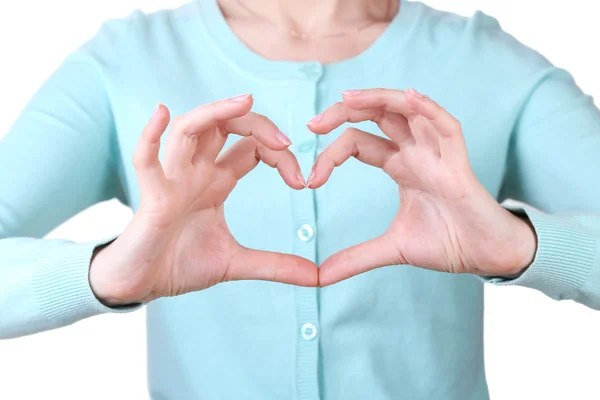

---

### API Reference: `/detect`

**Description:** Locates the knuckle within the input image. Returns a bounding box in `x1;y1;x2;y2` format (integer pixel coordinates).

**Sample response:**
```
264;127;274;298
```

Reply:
377;88;392;97
343;127;360;137
244;111;257;119
341;128;361;146
450;117;462;133
255;113;271;127
371;109;386;123
171;115;187;131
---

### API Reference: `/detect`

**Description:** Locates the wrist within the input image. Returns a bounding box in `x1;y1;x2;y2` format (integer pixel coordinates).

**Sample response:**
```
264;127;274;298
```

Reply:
503;213;537;277
89;241;135;307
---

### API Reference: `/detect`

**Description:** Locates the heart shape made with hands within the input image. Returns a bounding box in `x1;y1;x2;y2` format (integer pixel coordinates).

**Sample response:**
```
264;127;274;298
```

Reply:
102;88;535;306
304;87;536;286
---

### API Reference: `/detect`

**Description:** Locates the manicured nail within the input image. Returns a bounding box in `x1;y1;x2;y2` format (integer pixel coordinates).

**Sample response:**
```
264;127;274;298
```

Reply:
296;171;305;187
307;113;323;125
306;170;316;188
407;87;425;100
276;131;292;146
342;89;362;96
230;93;252;102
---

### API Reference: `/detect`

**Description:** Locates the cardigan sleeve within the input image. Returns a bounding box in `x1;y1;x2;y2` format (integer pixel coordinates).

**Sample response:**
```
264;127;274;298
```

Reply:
0;15;142;340
482;67;600;310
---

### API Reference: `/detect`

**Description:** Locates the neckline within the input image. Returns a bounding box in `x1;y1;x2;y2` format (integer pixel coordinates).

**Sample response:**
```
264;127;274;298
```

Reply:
195;0;423;82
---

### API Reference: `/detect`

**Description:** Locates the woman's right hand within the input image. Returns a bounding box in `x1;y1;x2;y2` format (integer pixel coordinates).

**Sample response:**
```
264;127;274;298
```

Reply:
89;94;318;306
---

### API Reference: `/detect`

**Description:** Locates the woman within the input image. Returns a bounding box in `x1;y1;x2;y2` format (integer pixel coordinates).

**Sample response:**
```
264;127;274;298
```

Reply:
1;0;599;398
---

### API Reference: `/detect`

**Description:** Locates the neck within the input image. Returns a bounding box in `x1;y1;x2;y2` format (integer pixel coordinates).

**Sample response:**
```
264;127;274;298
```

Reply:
232;0;397;35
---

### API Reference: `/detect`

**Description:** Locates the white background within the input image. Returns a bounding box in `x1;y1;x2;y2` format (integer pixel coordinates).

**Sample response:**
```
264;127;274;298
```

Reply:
1;1;599;399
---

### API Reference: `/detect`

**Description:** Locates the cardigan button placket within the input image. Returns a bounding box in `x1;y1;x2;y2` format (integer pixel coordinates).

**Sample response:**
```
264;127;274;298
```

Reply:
289;62;324;400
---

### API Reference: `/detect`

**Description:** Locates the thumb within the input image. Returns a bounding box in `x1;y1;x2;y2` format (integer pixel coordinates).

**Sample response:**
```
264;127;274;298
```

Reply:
319;235;403;286
227;247;319;287
132;104;170;195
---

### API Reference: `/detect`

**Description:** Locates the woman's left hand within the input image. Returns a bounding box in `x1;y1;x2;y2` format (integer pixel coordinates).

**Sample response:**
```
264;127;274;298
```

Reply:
307;88;538;286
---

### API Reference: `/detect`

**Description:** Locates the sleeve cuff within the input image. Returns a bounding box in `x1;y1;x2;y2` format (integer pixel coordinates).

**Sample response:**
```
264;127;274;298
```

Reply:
31;236;142;327
480;203;599;302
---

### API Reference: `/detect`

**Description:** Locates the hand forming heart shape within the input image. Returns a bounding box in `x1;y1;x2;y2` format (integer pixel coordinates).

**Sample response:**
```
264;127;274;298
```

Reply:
90;89;537;307
90;94;317;306
307;87;537;286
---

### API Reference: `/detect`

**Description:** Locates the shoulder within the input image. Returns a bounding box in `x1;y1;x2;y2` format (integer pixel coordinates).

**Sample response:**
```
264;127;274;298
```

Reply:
91;1;201;48
410;2;554;80
128;1;202;38
400;1;562;116
72;2;202;77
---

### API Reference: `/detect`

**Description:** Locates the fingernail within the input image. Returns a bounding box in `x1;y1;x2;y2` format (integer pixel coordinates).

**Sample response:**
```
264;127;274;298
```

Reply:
342;89;362;96
153;103;161;119
296;171;305;187
230;93;252;102
275;131;292;146
306;170;316;188
307;113;323;125
407;87;425;100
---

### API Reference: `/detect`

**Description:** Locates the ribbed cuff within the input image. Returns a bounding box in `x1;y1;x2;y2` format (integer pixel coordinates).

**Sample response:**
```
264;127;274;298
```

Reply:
31;237;142;326
480;204;598;302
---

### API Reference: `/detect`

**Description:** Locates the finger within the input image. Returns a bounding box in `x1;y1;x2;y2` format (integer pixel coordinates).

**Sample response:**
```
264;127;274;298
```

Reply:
215;137;305;190
197;112;292;162
307;128;398;189
132;104;169;195
307;102;380;134
319;235;403;287
405;88;468;164
224;113;292;151
405;88;459;137
340;88;416;116
163;94;253;172
307;101;413;144
227;247;319;287
405;113;441;156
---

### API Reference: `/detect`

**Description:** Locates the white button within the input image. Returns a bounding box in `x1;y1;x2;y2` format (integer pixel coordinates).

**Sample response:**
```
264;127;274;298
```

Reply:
297;224;315;242
301;323;318;340
298;63;322;79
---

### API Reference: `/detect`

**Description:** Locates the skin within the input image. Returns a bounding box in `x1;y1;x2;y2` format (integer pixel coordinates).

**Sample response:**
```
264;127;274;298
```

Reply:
307;88;536;286
90;1;537;306
90;95;318;305
218;0;398;64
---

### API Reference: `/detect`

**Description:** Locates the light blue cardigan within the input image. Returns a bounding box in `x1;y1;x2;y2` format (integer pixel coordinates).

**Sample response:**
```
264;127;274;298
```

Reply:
1;1;599;399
